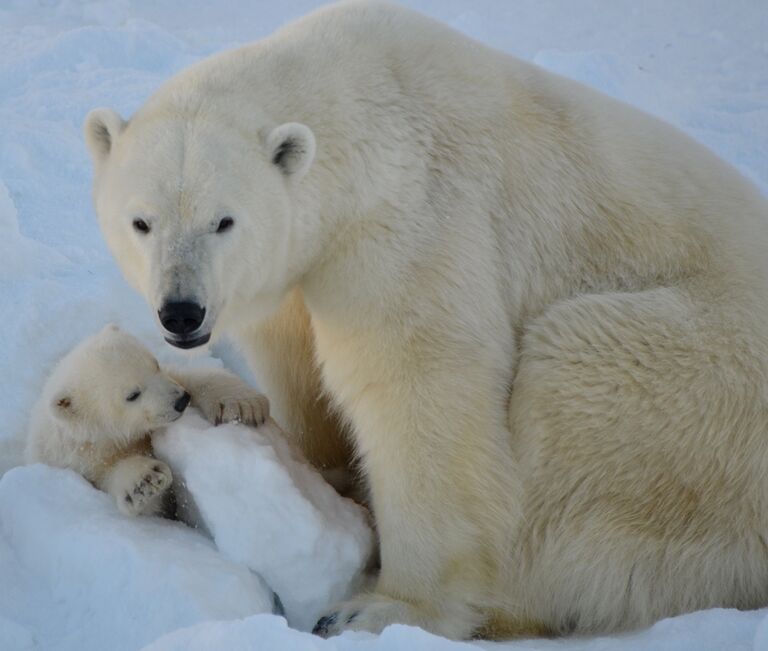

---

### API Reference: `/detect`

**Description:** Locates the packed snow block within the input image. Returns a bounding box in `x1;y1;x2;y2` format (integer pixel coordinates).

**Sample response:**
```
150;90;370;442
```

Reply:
0;465;275;651
152;411;375;632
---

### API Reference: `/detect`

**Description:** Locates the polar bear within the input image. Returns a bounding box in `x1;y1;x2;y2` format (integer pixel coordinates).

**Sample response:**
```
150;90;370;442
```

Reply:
26;324;269;516
83;0;768;640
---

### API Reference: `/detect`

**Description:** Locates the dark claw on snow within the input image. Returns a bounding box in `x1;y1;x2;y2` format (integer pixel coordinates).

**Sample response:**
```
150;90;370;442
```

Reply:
312;613;338;636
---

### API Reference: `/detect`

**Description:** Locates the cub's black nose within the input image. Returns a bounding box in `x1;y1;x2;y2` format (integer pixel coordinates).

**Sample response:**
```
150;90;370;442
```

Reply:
158;302;205;335
174;391;191;413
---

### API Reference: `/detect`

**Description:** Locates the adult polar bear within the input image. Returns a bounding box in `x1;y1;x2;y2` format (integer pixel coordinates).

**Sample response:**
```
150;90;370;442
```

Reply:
84;0;768;639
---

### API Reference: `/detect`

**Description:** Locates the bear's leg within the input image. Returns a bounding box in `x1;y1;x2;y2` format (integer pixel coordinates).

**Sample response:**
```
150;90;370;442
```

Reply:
239;288;354;471
507;286;768;633
313;337;520;639
98;455;173;517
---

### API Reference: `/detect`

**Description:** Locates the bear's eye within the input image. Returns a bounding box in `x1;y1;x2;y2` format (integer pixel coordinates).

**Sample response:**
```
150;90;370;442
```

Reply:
132;218;150;234
126;390;141;402
216;217;234;233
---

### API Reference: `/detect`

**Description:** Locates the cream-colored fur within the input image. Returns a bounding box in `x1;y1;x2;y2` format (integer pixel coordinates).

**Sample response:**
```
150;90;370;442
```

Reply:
25;324;269;516
83;0;768;638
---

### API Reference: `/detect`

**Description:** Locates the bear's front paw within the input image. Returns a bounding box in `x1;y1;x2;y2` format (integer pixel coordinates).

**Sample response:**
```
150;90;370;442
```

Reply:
313;592;479;639
116;458;172;517
312;594;419;637
199;391;270;427
313;594;422;638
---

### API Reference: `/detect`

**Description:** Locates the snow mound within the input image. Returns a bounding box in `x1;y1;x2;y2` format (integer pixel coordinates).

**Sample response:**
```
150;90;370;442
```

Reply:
152;411;375;632
0;178;67;281
0;464;275;651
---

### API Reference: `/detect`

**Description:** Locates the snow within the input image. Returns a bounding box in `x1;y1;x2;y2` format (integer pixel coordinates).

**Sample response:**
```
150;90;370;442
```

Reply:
141;609;767;651
152;411;374;632
0;1;767;650
0;464;275;651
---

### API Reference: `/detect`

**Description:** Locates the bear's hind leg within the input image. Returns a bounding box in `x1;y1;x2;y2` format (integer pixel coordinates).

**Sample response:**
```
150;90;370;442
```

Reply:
509;285;768;633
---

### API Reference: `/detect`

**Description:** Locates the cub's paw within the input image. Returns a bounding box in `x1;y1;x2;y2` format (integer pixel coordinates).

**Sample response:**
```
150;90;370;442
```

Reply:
115;458;172;517
197;387;270;427
313;593;478;639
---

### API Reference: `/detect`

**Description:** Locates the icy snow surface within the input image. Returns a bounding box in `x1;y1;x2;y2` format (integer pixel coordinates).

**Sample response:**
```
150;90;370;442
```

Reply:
1;1;767;650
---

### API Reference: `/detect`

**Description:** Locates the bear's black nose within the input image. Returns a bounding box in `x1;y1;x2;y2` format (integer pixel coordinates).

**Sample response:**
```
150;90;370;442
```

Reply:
158;302;206;335
174;391;191;413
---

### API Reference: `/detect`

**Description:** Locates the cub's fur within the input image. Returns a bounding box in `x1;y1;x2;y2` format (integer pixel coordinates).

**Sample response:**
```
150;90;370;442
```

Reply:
26;324;268;516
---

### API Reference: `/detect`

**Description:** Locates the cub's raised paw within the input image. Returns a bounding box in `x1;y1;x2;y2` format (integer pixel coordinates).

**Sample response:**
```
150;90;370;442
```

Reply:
115;458;172;517
197;387;270;427
174;368;270;427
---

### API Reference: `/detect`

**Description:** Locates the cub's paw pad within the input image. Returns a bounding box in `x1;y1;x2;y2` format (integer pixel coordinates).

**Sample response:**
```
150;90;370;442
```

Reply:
121;461;172;516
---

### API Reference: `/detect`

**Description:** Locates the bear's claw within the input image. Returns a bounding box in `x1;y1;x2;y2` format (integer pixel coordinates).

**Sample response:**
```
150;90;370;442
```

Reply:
312;613;338;636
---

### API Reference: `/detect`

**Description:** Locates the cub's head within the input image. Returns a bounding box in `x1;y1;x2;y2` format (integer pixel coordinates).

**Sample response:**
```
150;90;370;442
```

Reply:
84;103;317;349
48;324;190;441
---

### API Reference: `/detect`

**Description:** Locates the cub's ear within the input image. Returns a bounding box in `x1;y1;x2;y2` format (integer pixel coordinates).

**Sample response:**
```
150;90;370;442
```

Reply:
51;391;76;421
84;108;126;166
265;123;316;180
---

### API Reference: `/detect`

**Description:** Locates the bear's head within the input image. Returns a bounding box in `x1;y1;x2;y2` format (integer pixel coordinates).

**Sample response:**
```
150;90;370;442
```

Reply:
48;324;190;441
84;103;317;350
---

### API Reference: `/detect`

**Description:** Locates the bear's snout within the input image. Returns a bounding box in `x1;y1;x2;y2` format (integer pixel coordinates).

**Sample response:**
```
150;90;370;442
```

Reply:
158;302;210;348
158;301;205;336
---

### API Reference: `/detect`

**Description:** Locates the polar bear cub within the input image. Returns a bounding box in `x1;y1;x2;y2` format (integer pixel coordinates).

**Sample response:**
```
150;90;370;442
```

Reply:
25;324;269;516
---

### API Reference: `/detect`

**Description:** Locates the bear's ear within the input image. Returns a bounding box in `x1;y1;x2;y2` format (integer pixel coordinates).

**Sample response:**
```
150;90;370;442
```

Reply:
51;391;76;421
265;123;316;180
84;108;126;166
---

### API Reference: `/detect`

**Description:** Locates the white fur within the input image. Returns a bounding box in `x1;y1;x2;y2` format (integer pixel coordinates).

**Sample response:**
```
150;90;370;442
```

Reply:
84;0;768;639
26;324;269;516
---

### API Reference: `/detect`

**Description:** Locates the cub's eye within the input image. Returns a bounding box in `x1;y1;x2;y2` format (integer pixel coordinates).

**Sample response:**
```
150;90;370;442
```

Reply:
126;390;141;402
132;218;150;234
216;217;234;233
